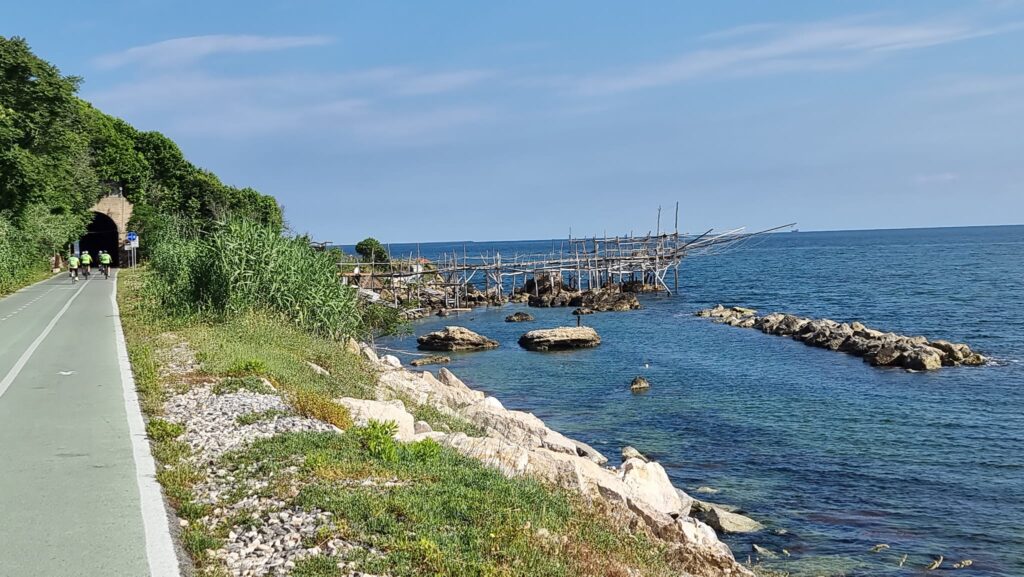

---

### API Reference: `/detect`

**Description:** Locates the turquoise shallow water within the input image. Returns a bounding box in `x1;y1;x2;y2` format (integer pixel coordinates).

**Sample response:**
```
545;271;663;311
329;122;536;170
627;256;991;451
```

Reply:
373;225;1024;576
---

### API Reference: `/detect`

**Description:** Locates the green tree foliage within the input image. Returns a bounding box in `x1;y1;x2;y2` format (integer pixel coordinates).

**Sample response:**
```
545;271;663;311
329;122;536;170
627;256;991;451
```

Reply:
0;36;284;290
0;36;102;217
355;237;389;263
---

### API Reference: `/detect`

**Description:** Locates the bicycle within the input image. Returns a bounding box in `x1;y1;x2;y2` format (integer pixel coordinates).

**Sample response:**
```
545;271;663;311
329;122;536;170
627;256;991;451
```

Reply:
69;268;78;284
99;263;109;279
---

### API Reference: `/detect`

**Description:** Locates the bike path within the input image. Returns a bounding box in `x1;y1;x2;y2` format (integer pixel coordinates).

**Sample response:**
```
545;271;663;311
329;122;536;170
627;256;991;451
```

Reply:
0;273;179;577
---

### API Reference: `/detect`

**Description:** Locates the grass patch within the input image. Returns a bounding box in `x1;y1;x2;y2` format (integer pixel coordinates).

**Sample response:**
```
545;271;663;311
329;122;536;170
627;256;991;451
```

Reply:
236;408;290;426
182;524;220;566
225;431;677;577
292;555;343;577
152;439;191;464
146;418;185;442
212;375;274;395
226;358;271;377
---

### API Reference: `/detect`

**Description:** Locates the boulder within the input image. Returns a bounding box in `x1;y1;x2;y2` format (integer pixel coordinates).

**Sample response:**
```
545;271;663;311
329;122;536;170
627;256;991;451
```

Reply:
621;458;688;517
410;355;450;367
518;327;601;351
691;501;763;534
901;347;943;371
504;311;534;323
572;439;608;465
869;344;903;367
458;397;580;455
333;398;416;441
381;354;402;369
572;307;594;316
414;420;433;434
417;326;499;351
621;446;648;462
630;376;651;392
377;369;484;410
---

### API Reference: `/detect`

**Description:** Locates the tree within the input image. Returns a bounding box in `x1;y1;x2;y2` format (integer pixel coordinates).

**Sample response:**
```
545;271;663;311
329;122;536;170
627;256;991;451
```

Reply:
355;237;389;263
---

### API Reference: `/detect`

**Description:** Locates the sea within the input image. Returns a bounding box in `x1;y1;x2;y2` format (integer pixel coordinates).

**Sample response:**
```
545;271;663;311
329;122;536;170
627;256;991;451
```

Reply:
367;225;1024;577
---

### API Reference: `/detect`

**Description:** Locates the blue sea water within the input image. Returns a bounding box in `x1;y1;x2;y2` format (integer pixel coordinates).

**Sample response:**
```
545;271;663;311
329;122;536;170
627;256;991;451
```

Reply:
373;226;1024;576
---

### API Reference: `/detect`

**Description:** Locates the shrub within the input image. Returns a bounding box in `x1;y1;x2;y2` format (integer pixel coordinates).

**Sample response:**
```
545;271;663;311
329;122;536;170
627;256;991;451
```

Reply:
289;389;353;430
354;420;399;462
226;358;271;377
146;418;184;442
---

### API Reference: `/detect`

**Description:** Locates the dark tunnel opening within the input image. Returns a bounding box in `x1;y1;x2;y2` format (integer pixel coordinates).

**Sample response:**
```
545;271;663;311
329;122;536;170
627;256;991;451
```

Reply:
78;212;120;267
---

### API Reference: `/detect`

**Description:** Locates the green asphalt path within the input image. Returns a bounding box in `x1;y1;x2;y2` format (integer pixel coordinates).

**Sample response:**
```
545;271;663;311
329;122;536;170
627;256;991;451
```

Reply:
0;272;179;577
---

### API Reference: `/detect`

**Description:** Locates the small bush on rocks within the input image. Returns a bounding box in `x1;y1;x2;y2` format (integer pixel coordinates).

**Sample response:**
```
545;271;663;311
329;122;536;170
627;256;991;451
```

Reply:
290;389;352;430
226;358;270;377
146;418;185;442
354;420;399;462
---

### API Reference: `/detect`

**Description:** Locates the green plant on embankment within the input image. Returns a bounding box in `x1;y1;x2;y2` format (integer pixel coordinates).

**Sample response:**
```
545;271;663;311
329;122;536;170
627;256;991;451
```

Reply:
221;430;679;577
143;216;402;340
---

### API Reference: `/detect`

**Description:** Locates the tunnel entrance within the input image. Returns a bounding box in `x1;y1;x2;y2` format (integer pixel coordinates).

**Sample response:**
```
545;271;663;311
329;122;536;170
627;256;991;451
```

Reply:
79;212;120;267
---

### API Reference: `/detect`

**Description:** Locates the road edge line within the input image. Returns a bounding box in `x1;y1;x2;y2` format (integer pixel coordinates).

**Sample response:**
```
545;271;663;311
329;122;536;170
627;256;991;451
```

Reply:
110;271;182;577
0;278;88;398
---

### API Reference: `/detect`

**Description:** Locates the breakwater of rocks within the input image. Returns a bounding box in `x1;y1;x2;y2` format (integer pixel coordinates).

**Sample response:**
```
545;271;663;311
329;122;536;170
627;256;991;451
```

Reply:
696;305;985;370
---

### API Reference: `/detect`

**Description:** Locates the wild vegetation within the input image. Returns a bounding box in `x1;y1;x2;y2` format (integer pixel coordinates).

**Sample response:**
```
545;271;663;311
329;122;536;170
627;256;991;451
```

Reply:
0;36;280;294
118;269;686;577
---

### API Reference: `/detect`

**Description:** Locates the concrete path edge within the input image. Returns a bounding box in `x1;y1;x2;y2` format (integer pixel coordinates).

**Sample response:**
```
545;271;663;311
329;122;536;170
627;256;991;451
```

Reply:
111;272;182;577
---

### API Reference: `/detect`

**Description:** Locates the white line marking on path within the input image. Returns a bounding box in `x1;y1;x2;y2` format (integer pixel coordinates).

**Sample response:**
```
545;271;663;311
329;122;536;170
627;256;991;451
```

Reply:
110;271;182;577
0;282;87;399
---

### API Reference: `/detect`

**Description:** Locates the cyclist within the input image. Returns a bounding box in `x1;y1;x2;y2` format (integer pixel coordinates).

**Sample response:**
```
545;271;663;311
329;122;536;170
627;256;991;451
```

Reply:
99;250;112;278
68;253;80;283
80;250;92;279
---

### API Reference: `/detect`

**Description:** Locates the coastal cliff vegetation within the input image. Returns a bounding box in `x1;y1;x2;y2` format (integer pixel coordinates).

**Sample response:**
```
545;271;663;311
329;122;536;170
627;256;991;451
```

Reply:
0;36;280;293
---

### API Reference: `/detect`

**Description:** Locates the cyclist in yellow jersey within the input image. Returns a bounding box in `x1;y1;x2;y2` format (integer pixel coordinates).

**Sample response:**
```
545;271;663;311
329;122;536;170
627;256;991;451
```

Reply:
68;253;80;283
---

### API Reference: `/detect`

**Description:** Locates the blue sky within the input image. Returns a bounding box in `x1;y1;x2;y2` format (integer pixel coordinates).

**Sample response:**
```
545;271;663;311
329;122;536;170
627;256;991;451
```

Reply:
5;1;1024;242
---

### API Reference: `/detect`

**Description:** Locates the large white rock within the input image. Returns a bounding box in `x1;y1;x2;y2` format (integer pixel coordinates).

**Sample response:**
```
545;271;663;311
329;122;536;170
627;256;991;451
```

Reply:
333;398;415;441
377;369;483;410
459;397;580;455
621;458;688;517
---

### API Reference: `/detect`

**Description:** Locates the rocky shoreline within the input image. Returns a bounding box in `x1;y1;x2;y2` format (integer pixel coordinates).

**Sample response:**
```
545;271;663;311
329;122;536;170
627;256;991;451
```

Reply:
157;336;762;576
696;305;986;370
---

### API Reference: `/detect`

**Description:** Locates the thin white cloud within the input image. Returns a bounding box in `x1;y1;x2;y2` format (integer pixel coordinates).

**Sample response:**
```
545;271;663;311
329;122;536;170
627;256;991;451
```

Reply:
913;172;959;185
94;34;333;69
575;18;1023;94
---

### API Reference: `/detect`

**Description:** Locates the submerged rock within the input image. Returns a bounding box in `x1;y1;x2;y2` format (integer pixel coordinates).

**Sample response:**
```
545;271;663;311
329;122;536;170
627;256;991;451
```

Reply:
752;544;778;559
504;311;534;323
518;327;601;351
417;326;499;351
692;501;764;534
410;355;450;367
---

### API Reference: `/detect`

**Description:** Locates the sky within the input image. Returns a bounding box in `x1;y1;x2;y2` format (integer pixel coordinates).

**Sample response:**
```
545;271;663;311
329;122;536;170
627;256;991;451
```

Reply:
4;1;1024;242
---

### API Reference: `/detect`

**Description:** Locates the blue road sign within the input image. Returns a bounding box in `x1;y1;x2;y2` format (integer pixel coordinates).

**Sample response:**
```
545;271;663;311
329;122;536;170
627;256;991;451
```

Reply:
127;231;138;242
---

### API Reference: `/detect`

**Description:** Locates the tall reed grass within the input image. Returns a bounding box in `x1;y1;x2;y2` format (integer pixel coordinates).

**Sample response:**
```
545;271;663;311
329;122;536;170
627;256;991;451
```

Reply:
146;216;395;339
